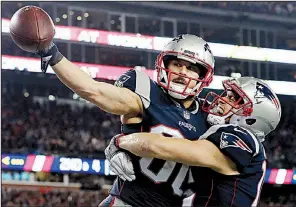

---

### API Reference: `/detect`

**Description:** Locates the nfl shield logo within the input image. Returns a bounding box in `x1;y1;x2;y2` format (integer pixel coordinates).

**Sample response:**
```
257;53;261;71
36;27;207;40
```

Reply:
183;110;190;119
114;74;130;88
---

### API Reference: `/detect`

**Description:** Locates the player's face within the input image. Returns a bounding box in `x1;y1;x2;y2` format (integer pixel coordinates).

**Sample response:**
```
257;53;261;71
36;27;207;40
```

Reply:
215;90;241;115
167;59;201;89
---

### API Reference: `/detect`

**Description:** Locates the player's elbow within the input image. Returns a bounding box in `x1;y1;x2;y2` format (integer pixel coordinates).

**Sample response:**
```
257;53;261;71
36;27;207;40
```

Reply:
74;83;127;115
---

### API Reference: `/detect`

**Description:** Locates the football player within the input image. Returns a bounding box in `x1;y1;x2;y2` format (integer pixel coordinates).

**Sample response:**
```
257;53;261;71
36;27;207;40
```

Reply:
110;77;281;207
17;34;215;206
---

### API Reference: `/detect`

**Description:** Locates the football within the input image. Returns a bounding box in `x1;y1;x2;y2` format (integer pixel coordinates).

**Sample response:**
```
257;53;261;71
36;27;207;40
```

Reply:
9;6;55;53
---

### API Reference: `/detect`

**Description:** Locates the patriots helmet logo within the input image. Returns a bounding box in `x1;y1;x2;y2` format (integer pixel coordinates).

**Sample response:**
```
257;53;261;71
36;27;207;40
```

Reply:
254;82;280;110
172;35;184;43
220;132;252;153
204;43;212;54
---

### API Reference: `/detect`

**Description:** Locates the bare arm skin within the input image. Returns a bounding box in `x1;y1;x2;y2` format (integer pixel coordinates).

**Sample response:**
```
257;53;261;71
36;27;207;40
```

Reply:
52;57;143;116
118;133;239;175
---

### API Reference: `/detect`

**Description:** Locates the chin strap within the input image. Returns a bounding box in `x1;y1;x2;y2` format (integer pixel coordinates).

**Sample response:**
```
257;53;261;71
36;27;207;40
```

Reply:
167;82;201;100
168;90;187;100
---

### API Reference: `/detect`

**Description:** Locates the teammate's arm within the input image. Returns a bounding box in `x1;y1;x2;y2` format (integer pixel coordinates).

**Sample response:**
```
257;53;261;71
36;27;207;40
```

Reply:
118;133;239;175
51;57;143;115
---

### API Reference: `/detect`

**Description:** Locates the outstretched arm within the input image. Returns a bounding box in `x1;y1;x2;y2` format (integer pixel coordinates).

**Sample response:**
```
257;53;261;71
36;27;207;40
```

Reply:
51;57;143;115
118;133;239;175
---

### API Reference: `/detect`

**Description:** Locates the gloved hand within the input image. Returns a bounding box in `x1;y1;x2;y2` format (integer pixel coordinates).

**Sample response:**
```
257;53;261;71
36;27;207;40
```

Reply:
105;134;122;161
110;152;136;181
36;42;64;73
105;134;136;181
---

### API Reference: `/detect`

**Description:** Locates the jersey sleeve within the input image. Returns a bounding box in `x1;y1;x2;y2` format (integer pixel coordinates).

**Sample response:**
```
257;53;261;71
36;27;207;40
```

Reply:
200;125;260;172
114;69;151;109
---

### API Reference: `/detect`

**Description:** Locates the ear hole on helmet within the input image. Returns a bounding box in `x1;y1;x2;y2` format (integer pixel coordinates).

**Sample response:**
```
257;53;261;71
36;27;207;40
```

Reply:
246;119;256;125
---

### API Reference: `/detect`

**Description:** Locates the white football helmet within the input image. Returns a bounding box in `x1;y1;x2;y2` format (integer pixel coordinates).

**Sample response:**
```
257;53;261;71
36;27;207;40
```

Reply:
155;34;215;99
202;77;282;141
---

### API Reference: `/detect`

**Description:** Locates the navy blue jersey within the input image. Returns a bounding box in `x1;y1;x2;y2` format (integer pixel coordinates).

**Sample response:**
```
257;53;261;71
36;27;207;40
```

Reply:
191;124;267;207
109;69;210;207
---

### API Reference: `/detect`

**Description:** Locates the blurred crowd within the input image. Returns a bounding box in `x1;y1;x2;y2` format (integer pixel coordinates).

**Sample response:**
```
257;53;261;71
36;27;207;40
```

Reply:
176;1;296;17
3;2;296;20
265;98;296;168
259;194;296;207
1;187;105;207
1;88;120;158
2;186;295;207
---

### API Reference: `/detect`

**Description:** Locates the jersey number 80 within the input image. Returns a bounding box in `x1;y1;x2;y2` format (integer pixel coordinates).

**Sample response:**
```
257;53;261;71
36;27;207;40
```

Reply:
139;125;189;196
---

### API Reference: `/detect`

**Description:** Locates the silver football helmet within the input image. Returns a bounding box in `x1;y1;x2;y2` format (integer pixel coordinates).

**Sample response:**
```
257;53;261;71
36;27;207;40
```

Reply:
202;77;282;141
155;34;215;99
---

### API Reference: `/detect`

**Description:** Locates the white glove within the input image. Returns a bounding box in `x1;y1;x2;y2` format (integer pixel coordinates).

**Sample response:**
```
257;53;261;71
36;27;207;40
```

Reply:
110;152;136;182
105;134;122;161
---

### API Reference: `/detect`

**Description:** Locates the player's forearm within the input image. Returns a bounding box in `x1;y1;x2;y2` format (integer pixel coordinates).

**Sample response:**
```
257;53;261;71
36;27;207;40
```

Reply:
51;57;141;115
117;133;158;158
52;57;98;99
119;133;239;175
118;133;199;164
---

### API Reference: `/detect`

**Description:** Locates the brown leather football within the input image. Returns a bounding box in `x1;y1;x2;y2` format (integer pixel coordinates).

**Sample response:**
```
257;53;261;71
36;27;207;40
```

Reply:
9;6;55;53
